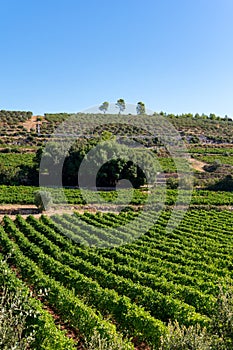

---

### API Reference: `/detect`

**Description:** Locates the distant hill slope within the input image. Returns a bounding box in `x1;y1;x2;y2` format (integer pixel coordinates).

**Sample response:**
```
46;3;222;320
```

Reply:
0;110;232;149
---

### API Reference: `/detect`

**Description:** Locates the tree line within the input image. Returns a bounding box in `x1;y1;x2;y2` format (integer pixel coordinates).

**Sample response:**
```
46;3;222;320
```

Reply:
99;100;146;115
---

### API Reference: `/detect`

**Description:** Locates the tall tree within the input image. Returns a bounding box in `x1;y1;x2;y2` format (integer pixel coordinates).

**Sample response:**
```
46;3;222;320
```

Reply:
99;101;109;114
136;101;145;115
115;99;126;115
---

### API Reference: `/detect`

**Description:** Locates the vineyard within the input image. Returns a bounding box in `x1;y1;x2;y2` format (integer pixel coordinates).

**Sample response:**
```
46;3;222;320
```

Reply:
0;186;232;207
2;0;233;342
0;110;232;349
194;155;233;167
0;208;233;348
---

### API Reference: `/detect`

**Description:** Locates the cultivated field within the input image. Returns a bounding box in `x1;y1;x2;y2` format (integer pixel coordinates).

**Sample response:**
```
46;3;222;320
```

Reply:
0;110;232;349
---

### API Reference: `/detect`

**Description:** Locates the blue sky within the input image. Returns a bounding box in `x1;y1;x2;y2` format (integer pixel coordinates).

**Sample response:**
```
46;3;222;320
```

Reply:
0;0;233;117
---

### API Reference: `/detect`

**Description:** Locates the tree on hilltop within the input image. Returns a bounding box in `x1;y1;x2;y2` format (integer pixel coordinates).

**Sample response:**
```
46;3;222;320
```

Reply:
99;101;109;114
115;99;126;115
136;101;146;115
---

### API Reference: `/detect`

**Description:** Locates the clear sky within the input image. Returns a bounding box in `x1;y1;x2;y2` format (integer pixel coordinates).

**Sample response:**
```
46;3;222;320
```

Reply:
0;0;233;117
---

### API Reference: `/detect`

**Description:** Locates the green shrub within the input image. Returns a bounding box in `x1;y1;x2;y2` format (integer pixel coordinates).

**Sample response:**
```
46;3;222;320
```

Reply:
34;190;52;212
85;328;130;350
0;287;35;349
204;160;222;172
166;177;178;189
210;285;233;349
160;286;233;350
159;320;212;350
207;175;233;192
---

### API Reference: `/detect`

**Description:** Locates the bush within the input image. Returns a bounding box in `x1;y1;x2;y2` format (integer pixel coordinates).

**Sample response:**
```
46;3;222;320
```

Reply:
206;175;233;192
204;160;222;172
0;287;35;349
160;285;233;350
210;285;233;349
34;190;53;212
85;329;128;350
159;320;212;350
167;177;178;189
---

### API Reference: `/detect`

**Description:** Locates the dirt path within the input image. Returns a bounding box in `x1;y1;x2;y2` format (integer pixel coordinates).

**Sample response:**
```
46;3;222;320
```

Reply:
21;115;46;132
0;203;112;221
0;204;39;221
189;158;207;172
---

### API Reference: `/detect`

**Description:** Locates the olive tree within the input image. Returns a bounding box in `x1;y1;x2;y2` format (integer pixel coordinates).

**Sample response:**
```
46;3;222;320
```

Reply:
115;99;126;115
99;101;109;114
136;101;146;115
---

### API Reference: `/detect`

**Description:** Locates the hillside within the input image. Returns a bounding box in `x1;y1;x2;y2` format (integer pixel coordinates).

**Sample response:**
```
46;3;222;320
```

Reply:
0;110;233;147
0;110;232;349
0;110;232;189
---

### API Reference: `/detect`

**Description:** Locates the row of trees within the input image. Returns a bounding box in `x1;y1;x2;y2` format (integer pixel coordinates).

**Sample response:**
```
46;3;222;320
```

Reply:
99;100;146;115
159;111;233;121
99;102;232;121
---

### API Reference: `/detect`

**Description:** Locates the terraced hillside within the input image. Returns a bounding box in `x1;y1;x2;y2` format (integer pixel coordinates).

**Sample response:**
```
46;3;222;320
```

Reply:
0;110;232;191
0;110;232;147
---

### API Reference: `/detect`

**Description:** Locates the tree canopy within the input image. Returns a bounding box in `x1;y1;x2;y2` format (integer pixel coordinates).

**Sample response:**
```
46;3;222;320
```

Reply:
99;101;109;114
115;99;126;115
136;102;146;115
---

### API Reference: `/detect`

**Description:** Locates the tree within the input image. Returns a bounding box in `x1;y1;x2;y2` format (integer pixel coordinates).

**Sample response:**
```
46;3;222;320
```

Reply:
115;99;126;115
209;113;217;120
62;136;157;188
99;101;109;114
136;102;145;115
